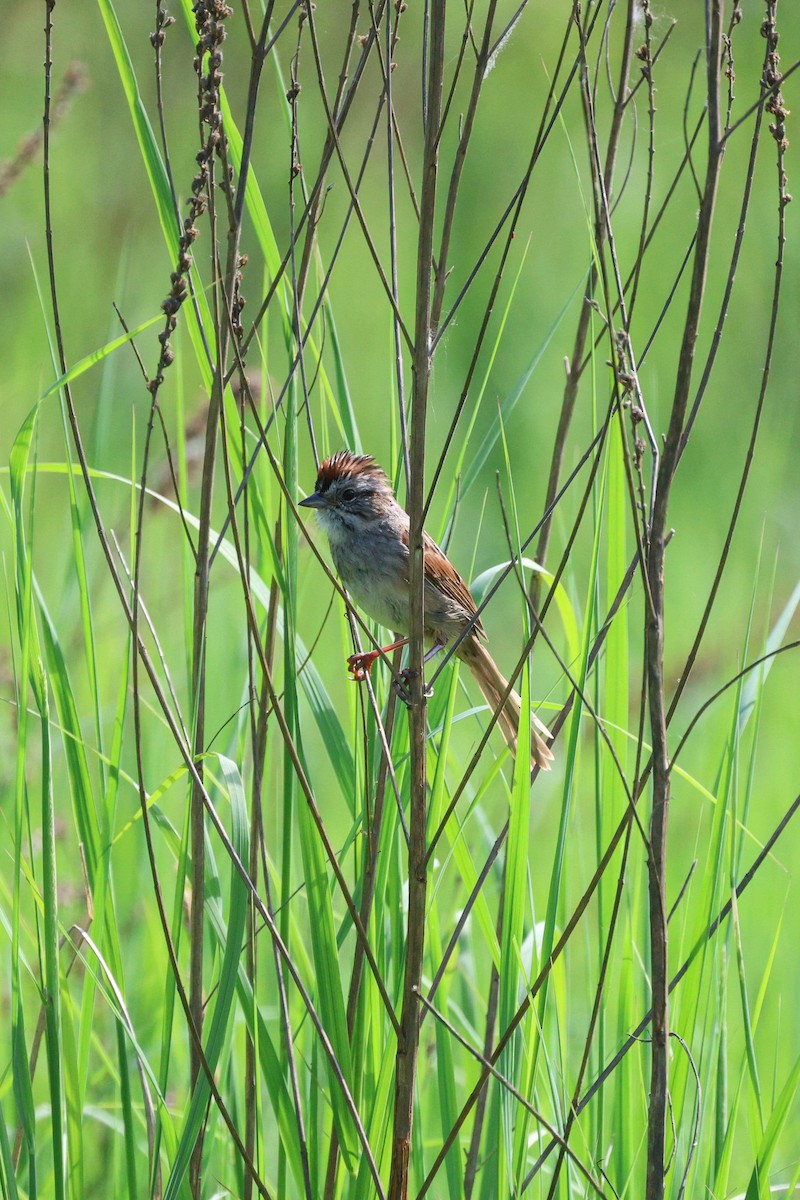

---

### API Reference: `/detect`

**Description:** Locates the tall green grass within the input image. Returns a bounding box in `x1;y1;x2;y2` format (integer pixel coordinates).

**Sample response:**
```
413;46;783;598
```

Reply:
2;3;800;1199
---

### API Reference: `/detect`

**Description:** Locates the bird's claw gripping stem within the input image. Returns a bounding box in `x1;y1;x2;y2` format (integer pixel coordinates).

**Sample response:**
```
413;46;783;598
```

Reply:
346;650;381;681
393;667;434;706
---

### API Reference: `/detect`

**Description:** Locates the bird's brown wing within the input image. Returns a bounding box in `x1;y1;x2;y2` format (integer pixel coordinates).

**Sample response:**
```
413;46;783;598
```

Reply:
422;530;486;639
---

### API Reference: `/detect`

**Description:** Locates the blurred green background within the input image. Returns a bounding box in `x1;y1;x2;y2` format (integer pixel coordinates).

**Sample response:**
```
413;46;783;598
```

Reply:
2;1;800;1195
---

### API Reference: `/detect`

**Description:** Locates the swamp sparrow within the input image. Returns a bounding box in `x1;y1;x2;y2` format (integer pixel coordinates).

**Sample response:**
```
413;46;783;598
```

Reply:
300;451;554;770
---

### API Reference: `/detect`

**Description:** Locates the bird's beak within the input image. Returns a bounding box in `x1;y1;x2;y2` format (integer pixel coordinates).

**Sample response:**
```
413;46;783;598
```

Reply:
299;490;326;509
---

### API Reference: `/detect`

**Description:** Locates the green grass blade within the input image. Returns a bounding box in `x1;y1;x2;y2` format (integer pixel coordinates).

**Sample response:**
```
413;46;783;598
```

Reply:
497;661;532;1191
36;596;101;884
96;0;177;253
743;1052;800;1200
162;756;249;1200
471;558;580;669
37;657;65;1200
295;791;358;1167
0;1091;20;1200
323;293;362;453
41;313;163;400
115;1020;139;1200
427;667;465;1199
61;994;84;1200
10;410;66;1199
739;575;800;732
731;891;763;1136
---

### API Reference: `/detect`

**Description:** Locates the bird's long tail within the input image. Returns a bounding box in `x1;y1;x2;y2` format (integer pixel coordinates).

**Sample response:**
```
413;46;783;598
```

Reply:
458;638;554;771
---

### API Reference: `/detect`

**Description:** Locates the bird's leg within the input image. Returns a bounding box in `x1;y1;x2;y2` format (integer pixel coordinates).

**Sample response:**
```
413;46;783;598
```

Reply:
346;637;410;682
394;640;445;704
422;641;447;666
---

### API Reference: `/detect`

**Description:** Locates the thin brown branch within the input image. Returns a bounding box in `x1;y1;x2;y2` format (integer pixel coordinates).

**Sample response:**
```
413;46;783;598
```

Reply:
424;0;608;520
644;4;723;1194
386;5;446;1196
305;7;413;351
295;0;379;308
417;993;609;1198
428;0;499;336
528;786;800;1180
668;7;787;723
186;7;240;1186
532;0;638;609
541;819;635;1197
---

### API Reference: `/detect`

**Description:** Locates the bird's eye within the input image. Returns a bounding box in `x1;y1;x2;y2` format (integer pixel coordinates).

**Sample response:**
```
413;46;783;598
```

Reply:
341;487;356;503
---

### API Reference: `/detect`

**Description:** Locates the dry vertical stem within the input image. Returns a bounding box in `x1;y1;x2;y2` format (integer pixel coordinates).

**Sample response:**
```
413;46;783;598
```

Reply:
532;0;637;611
644;4;723;1196
185;2;239;1190
387;3;446;1196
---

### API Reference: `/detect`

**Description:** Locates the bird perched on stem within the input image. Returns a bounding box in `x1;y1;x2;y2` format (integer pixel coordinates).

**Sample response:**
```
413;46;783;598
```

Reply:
300;450;553;771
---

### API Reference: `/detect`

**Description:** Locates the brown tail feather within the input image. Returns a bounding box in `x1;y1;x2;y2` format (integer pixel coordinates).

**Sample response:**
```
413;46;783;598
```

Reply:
458;638;554;771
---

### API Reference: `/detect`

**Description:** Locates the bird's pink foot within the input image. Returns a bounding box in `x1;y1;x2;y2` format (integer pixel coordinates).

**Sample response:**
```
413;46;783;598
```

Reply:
346;637;410;682
346;649;381;681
